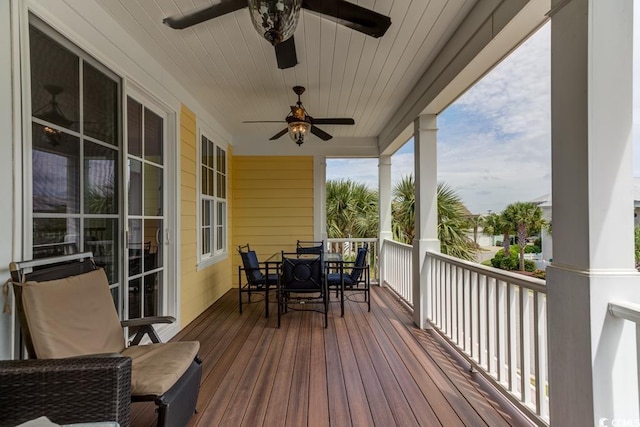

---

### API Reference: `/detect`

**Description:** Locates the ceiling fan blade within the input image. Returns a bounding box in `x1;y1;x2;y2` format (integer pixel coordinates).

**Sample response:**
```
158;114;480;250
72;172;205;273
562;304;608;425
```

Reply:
275;36;297;69
269;128;289;140
310;118;355;125
302;0;391;38
243;120;285;123
310;126;332;141
163;0;246;29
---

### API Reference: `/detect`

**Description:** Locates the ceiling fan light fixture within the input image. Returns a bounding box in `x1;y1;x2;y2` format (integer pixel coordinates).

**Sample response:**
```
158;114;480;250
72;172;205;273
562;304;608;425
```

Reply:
33;85;74;128
248;0;302;45
287;118;311;146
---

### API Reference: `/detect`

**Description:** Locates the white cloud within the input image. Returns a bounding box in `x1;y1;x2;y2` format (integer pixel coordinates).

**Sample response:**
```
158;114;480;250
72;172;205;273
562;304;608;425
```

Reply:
329;18;640;215
436;24;552;213
391;152;414;184
326;158;379;189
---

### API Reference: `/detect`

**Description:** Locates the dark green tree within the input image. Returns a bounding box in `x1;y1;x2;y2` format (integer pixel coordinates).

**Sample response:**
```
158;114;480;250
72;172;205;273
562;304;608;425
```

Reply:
391;174;476;261
391;175;415;244
503;201;546;271
326;179;378;238
481;212;512;256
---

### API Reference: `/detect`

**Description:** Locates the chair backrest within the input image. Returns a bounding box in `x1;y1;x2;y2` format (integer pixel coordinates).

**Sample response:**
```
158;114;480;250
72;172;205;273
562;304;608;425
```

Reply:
281;252;323;292
349;245;369;282
296;240;324;255
10;254;125;359
239;249;265;283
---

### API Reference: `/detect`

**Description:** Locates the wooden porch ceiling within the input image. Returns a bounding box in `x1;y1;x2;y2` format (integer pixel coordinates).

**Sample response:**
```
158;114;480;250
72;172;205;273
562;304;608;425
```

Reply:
131;286;530;426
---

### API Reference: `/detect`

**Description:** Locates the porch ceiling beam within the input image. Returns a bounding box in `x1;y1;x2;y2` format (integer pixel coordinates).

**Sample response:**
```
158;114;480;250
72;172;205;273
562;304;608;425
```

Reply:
378;0;550;154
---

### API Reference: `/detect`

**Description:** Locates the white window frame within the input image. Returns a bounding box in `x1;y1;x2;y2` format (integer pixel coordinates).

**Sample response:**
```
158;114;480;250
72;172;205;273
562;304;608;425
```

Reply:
22;15;181;342
197;130;228;269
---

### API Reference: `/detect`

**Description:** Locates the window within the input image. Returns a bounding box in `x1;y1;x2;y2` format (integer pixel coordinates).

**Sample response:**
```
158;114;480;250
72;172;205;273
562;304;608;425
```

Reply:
200;134;227;263
29;20;121;309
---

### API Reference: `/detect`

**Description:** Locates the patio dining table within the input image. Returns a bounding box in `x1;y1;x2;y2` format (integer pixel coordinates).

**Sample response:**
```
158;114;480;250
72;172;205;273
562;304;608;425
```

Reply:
262;252;345;318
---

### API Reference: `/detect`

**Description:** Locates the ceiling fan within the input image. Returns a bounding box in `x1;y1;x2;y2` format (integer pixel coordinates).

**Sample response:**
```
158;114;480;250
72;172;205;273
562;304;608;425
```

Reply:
244;85;354;146
32;84;75;147
163;0;391;69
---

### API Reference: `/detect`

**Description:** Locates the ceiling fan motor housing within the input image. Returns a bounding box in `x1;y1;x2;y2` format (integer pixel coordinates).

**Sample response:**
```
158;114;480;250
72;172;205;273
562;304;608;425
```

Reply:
248;0;302;46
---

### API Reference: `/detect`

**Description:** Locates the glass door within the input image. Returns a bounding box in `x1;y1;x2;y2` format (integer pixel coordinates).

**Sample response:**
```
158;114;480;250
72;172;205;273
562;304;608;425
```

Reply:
29;21;122;308
126;96;166;327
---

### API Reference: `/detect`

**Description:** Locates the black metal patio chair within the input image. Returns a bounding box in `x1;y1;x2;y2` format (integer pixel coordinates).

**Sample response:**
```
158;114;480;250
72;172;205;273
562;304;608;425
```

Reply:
238;244;279;315
326;244;371;313
278;252;327;328
296;240;324;255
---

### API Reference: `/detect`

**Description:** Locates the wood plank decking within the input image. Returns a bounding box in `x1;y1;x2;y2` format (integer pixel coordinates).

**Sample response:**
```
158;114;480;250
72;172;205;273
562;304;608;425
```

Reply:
130;286;531;427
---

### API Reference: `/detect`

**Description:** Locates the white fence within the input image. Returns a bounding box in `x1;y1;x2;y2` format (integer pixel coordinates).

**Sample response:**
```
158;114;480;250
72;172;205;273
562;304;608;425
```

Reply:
380;239;413;306
380;239;549;425
327;238;378;280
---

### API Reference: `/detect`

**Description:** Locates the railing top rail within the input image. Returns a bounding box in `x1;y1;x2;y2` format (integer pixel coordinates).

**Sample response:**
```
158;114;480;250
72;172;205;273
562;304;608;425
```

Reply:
327;238;378;243
427;250;547;293
609;301;640;324
381;239;412;250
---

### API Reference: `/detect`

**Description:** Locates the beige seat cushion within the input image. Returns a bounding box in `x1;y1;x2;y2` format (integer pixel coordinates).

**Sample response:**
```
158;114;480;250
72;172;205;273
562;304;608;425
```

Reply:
122;341;200;396
19;268;125;359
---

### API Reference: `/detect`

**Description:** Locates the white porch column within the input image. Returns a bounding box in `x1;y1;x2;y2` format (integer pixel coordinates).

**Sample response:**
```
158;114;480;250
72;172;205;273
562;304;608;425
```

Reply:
413;115;440;328
548;0;640;424
378;155;392;286
314;156;327;242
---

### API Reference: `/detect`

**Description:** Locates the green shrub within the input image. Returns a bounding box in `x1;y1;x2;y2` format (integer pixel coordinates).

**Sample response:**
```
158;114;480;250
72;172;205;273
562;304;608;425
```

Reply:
635;225;640;268
524;260;535;272
491;247;519;270
533;269;546;280
490;245;535;271
524;244;541;254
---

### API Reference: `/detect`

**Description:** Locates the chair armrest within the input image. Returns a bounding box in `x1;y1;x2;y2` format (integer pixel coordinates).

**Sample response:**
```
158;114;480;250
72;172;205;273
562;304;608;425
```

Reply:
120;315;176;328
121;316;175;345
75;352;126;358
0;357;131;426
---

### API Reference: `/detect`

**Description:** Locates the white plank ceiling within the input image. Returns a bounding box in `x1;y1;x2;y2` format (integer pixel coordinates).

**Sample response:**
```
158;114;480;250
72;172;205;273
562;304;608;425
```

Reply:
95;0;476;149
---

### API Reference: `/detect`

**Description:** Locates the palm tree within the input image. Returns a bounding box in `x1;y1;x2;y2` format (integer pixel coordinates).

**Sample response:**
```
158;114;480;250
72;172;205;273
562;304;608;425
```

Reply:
326;179;378;238
437;183;476;260
481;212;512;256
503;202;546;270
392;174;476;261
465;214;482;246
391;175;415;243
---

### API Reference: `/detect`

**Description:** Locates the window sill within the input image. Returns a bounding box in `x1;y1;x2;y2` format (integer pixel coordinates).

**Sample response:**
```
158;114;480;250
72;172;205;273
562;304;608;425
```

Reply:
197;252;228;271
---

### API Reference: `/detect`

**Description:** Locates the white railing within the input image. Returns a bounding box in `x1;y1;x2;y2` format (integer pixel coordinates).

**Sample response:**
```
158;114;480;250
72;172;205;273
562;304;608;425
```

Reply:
327;237;378;281
608;301;640;407
380;239;413;306
426;251;549;425
379;240;549;424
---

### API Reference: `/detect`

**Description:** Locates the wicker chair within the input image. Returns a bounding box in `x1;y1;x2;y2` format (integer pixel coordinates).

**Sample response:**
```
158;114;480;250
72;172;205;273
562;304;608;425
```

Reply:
0;357;131;427
8;252;202;427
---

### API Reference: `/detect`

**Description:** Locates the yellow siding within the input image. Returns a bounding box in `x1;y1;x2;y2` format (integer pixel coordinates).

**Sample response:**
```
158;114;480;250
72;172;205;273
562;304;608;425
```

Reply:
231;155;314;270
179;104;233;327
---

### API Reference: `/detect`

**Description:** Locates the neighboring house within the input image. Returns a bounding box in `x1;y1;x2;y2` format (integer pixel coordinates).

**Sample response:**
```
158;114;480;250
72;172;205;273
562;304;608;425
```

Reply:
533;180;640;266
530;193;553;264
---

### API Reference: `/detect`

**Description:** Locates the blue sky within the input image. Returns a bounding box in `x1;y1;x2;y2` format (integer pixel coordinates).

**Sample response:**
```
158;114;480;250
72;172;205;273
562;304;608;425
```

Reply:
328;15;640;214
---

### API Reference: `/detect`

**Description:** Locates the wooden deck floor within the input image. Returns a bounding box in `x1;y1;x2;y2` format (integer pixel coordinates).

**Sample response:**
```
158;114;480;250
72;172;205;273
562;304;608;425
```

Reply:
130;286;531;427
